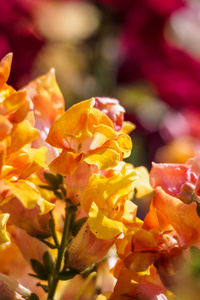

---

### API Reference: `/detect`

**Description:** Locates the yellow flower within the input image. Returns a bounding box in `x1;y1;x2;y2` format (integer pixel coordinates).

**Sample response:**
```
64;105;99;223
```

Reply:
46;98;133;175
0;54;54;226
80;162;142;239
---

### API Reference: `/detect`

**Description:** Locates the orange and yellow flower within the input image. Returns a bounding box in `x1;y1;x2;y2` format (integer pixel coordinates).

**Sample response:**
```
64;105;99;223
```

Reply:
0;54;55;235
46;98;133;176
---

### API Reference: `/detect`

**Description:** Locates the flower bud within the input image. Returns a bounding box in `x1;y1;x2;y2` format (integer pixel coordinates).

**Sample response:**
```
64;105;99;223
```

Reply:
0;273;32;300
67;222;115;270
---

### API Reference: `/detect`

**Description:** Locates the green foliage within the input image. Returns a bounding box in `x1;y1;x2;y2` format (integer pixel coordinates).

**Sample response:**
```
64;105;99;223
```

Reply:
71;217;88;236
43;251;54;273
30;293;40;300
58;269;79;280
36;283;49;293
44;172;64;189
190;246;200;277
196;202;200;218
30;259;48;280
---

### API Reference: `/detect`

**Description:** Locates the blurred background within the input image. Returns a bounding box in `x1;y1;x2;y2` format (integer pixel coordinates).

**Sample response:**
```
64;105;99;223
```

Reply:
3;0;200;169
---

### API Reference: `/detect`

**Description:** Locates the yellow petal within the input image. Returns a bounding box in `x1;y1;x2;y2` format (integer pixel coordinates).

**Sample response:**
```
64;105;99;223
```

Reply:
0;116;12;139
2;90;27;115
116;133;132;159
93;124;117;140
81;169;138;214
84;148;121;171
18;146;47;179
120;121;136;134
49;150;81;176
7;119;40;154
24;68;65;122
46;98;95;148
88;202;124;239
0;53;12;89
0;142;5;176
0;213;10;244
134;166;153;198
37;197;55;214
4;179;46;209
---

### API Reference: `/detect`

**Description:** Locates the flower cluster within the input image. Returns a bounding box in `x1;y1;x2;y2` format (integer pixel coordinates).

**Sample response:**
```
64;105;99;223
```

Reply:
0;52;200;300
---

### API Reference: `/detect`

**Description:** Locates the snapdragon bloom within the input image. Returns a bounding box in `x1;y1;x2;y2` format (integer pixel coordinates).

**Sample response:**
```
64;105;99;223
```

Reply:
117;155;200;294
46;98;132;176
0;53;56;236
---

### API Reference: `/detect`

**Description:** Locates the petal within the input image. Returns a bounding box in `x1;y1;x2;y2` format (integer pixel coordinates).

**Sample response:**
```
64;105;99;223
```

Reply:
3;179;52;210
124;252;157;272
46;98;95;148
18;146;47;179
115;133;132;159
0;213;9;244
0;116;12;139
88;202;124;239
81;168;138;214
150;163;190;197
67;222;115;270
144;187;200;246
24;68;65;123
2;90;27;115
7;119;40;154
134;166;153;198
0;53;12;89
49;150;81;176
84;148;121;171
0;273;31;299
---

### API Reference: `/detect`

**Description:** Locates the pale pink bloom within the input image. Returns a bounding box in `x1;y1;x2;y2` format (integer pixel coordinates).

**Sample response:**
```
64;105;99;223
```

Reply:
94;97;125;131
0;273;31;300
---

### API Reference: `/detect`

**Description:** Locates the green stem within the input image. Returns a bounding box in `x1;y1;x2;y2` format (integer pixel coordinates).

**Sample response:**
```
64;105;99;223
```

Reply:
49;211;59;248
47;206;71;300
73;272;97;300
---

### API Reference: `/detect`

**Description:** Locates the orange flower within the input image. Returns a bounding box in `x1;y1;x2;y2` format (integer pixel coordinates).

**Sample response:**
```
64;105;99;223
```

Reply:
24;68;65;164
123;187;200;293
46;98;133;176
150;153;200;204
67;222;116;270
0;54;54;235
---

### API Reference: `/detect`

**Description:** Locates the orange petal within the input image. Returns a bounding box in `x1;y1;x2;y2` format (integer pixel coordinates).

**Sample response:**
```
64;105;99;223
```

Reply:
49;150;81;176
0;53;12;89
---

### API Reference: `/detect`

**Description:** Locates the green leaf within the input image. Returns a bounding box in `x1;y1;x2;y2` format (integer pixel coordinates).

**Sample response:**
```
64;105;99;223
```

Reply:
54;191;63;199
44;172;62;189
29;273;47;280
48;217;55;235
43;251;54;273
41;239;58;249
35;233;52;240
190;246;200;259
30;259;48;280
196;202;200;218
71;217;88;236
36;282;49;293
66;205;77;215
190;246;200;277
58;269;79;281
56;173;64;185
30;293;40;300
38;185;55;191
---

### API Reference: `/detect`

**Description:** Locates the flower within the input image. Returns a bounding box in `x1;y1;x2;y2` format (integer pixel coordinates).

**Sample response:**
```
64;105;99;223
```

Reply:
24;68;65;164
0;53;54;235
46;98;133;176
0;273;32;300
94;97;125;131
149;153;200;204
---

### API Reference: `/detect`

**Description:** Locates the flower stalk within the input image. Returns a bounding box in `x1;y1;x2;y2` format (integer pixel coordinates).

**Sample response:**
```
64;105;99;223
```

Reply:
47;204;72;300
